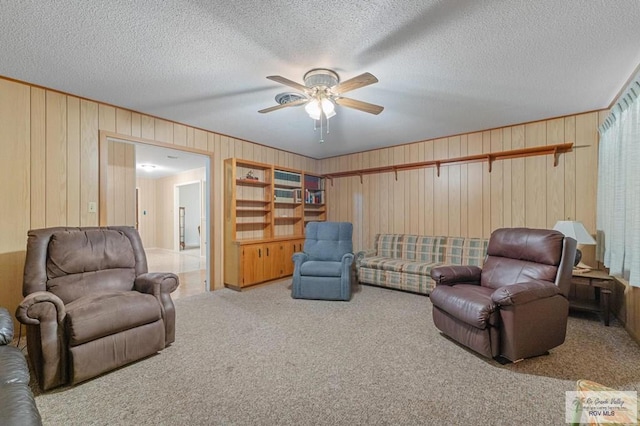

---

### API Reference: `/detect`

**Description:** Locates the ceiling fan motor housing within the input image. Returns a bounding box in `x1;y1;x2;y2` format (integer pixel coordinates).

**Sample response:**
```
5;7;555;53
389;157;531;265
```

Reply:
303;69;339;89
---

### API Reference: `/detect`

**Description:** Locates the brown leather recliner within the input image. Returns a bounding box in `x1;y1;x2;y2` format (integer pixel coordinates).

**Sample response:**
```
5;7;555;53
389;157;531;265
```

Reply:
429;228;576;362
16;226;179;391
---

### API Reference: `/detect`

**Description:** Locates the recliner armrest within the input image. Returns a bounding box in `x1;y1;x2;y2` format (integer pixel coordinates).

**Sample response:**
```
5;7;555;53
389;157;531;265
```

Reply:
341;252;354;266
430;265;482;286
491;280;562;306
135;273;179;295
292;252;309;267
16;292;66;325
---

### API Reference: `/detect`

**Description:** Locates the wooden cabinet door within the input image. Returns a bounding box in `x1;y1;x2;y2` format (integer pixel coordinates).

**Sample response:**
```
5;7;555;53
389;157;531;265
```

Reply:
241;244;264;286
264;242;285;279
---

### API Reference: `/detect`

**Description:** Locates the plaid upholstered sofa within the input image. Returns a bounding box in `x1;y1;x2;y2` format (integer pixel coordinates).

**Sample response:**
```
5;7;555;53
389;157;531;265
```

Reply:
356;234;489;295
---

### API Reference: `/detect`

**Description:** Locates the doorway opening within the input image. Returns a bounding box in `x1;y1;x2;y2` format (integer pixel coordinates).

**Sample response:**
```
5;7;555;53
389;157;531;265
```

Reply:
100;131;212;299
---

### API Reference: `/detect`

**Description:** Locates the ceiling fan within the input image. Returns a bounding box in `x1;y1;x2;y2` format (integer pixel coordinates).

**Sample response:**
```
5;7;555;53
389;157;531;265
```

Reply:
258;68;384;119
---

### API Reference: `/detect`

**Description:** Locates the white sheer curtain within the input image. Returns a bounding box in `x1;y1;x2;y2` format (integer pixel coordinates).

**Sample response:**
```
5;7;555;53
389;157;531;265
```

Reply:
597;79;640;286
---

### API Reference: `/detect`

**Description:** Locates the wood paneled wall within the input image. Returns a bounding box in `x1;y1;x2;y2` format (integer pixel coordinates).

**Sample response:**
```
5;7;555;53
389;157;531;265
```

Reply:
0;77;318;326
320;112;602;267
106;140;136;226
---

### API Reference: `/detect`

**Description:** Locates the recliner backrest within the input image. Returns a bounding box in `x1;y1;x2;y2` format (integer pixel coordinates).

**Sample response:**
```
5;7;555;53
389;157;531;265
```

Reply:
46;229;137;303
304;222;353;262
480;228;565;290
23;226;149;303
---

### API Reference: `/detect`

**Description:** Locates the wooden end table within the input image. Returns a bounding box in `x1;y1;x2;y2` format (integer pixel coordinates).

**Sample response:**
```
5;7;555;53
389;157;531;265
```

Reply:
569;269;614;326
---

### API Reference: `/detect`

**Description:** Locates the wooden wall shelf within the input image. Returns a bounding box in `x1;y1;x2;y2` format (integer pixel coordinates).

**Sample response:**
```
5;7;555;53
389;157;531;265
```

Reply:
324;142;574;184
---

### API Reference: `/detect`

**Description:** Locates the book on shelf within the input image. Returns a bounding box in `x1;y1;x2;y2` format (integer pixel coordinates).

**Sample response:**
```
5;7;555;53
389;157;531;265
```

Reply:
274;188;295;203
304;175;324;190
304;189;324;204
274;170;302;187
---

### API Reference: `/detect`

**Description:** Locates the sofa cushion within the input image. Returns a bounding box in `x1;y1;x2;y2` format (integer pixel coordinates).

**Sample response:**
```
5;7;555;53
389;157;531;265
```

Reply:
66;291;161;346
462;238;489;266
415;236;447;262
401;261;441;276
376;234;418;260
441;237;466;264
359;256;407;272
299;261;343;277
429;284;498;329
386;270;435;294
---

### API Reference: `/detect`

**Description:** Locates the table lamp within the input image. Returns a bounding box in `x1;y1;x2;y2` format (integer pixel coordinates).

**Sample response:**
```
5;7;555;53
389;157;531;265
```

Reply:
552;220;596;267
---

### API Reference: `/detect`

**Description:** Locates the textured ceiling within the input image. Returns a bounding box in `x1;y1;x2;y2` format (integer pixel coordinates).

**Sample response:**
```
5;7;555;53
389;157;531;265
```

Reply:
1;1;640;159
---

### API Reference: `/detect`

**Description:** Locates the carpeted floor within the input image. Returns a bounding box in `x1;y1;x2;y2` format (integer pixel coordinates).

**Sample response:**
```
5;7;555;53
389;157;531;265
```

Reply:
33;280;640;425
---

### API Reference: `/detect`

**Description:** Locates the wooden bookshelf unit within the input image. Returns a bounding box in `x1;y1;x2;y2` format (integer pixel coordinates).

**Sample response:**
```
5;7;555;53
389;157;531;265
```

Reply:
224;158;325;289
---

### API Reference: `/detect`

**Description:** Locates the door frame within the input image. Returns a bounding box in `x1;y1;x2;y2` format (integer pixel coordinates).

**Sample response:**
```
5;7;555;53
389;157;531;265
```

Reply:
98;130;214;291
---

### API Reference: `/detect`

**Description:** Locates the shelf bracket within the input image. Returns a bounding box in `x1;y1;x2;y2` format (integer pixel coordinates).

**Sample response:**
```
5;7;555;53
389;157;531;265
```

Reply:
393;167;398;181
553;147;560;167
487;155;493;173
358;173;363;184
327;176;334;187
435;161;441;177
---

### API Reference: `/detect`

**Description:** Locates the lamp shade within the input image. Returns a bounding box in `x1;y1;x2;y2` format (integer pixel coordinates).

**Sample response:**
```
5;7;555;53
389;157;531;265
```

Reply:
305;97;336;120
552;221;596;245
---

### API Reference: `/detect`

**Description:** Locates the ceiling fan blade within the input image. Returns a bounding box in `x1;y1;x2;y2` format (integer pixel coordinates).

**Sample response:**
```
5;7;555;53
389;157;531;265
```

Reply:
335;97;384;115
266;75;309;92
331;72;378;95
258;98;308;114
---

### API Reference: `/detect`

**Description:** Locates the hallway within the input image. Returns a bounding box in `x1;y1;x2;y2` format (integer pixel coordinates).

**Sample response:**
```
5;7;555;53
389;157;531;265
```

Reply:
145;248;207;299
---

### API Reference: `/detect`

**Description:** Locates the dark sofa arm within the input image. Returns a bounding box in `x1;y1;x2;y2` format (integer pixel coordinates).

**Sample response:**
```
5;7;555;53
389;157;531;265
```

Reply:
491;281;563;306
0;307;13;345
430;265;482;286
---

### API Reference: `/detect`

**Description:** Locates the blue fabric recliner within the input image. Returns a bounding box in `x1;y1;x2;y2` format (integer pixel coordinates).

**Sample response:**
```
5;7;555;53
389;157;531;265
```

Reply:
292;222;354;301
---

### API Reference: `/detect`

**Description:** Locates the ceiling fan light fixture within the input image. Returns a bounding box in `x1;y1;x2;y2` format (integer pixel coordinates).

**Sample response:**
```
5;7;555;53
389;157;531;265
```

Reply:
260;68;383;143
305;97;335;120
304;98;321;120
321;97;335;117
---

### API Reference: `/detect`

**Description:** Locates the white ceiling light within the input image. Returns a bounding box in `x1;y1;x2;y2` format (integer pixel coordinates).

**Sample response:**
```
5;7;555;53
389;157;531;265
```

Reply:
139;164;157;172
304;96;335;121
